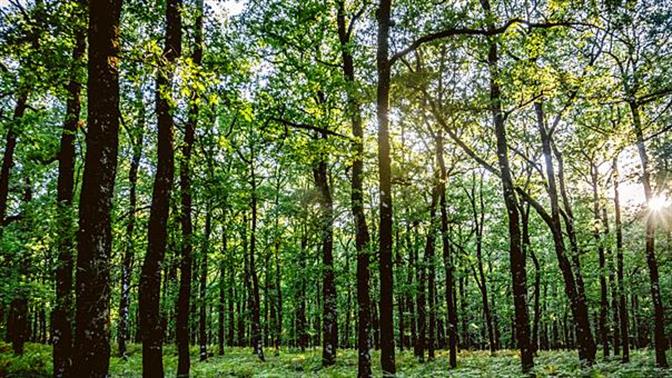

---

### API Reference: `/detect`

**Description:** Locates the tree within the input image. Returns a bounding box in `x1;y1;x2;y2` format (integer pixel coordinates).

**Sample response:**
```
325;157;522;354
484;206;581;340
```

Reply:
73;0;123;375
138;0;181;375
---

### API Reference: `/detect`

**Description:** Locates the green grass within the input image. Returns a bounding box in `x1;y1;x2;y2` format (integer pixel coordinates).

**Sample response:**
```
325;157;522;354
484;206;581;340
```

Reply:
1;342;671;377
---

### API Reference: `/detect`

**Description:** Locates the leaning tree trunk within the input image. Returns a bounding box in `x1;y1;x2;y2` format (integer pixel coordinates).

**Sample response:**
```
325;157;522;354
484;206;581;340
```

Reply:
481;1;533;370
534;101;596;364
72;0;122;375
139;0;181;376
0;92;27;231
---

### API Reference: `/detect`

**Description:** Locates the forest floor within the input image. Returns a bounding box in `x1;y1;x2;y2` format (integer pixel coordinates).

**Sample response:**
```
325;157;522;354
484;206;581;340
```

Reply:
1;341;671;377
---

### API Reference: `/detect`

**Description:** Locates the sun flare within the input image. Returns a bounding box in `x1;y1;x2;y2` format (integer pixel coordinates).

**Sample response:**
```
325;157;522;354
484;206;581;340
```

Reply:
648;194;670;212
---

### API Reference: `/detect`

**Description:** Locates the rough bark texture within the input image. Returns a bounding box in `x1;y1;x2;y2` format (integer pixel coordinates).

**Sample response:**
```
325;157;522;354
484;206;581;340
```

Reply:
139;0;181;376
375;0;395;374
72;0;122;375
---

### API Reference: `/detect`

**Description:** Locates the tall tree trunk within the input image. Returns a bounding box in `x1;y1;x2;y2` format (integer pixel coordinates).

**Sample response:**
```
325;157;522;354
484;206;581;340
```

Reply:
418;187;439;362
73;0;122;374
603;207;620;355
612;157;629;362
336;3;372;374
53;6;84;373
313;150;338;367
249;157;265;361
589;162;610;358
480;0;533;371
523;204;541;355
471;173;496;354
118;90;145;360
219;224;227;356
628;101;668;367
199;206;211;361
139;0;181;375
297;228;308;351
0;93;27;230
375;0;395;374
176;0;201;372
436;133;457;367
534;101;596;364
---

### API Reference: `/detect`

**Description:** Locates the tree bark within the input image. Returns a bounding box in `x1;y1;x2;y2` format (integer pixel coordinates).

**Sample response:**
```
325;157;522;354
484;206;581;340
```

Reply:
72;0;122;374
53;6;84;373
313;149;338;366
534;101;596;364
480;0;533;371
176;0;201;372
199;206;211;361
336;2;372;374
139;0;181;375
612;157;629;362
589;162;610;358
628;100;668;367
375;0;395;374
118;89;145;360
436;133;457;367
249;156;265;361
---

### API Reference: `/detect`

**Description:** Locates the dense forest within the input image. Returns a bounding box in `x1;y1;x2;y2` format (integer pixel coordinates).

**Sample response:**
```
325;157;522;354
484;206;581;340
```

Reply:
0;0;671;376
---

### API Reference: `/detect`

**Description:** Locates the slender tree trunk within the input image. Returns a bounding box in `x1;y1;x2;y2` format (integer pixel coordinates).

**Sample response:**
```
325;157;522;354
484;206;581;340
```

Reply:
53;7;84;373
419;187;439;362
199;206;211;361
337;3;372;373
612;157;629;362
602;207;620;355
176;0;201;372
471;174;496;354
118;90;145;361
139;0;181;375
219;225;227;356
589;163;610;358
534;101;596;364
249;157;265;361
72;0;122;374
629;101;668;367
297;229;308;351
480;0;533;370
0;93;27;233
313;150;338;366
375;0;395;374
436;133;457;366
